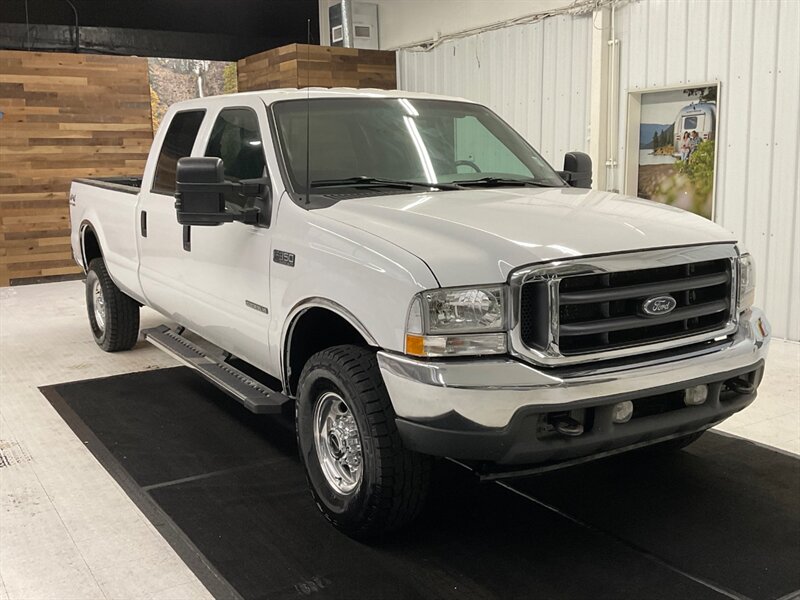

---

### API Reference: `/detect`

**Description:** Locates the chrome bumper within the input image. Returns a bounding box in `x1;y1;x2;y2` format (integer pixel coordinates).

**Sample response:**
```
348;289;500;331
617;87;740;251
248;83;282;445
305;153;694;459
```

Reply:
378;308;770;430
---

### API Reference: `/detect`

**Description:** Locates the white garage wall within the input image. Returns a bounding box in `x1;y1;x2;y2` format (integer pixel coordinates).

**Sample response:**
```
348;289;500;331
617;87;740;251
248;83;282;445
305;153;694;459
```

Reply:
611;0;800;340
372;0;575;50
397;0;800;341
397;13;593;168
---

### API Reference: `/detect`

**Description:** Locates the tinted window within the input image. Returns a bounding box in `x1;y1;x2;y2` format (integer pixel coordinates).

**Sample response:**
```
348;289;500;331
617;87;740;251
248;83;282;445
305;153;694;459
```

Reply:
205;108;267;209
683;116;698;129
152;110;205;195
272;98;563;196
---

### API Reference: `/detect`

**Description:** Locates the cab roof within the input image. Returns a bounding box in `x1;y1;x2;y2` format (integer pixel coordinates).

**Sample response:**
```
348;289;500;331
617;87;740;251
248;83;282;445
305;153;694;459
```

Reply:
168;88;476;111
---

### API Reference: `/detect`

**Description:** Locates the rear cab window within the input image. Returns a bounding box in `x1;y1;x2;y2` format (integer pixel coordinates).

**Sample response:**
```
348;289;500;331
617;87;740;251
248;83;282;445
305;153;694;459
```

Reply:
151;110;206;195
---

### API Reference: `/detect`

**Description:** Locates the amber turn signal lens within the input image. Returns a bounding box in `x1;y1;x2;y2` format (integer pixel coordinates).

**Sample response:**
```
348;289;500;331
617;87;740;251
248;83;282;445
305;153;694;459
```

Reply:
405;334;425;356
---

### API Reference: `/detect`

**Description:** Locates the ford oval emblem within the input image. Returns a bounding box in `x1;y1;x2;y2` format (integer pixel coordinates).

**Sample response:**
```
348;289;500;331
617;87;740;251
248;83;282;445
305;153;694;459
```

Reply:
642;295;677;316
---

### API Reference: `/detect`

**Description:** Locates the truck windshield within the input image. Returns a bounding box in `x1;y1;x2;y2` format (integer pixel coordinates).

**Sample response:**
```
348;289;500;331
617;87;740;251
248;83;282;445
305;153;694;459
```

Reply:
271;98;565;198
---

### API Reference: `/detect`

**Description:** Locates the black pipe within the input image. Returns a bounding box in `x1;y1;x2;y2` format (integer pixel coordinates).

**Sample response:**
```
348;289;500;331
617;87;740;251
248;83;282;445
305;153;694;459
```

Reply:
63;0;79;51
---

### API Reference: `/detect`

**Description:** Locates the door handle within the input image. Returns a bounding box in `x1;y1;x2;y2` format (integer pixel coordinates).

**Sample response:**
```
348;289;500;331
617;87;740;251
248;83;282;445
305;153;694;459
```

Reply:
140;210;147;237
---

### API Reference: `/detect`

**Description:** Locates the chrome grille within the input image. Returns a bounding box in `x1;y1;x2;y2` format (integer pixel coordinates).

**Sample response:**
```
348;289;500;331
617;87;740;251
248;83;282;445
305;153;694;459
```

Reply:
555;259;731;355
510;245;739;366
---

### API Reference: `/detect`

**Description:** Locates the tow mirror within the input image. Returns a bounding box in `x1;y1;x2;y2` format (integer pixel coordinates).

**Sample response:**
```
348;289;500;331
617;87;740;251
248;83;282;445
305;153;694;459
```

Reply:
174;157;262;226
558;151;592;189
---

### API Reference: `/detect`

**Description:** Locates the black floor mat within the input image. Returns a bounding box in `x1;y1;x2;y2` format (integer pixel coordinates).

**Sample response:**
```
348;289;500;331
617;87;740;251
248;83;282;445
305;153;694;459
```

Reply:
42;367;800;600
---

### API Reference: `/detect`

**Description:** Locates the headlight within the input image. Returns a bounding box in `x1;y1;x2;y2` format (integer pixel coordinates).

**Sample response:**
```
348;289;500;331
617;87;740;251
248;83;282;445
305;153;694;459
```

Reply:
424;287;505;333
738;253;756;312
404;286;507;357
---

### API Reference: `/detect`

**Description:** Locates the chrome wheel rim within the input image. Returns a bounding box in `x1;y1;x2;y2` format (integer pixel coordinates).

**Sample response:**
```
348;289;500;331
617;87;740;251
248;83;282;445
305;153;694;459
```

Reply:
313;391;363;495
92;278;106;332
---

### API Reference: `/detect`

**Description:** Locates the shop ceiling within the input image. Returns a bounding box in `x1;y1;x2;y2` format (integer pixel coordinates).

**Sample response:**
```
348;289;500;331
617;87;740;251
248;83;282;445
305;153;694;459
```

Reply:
1;0;320;60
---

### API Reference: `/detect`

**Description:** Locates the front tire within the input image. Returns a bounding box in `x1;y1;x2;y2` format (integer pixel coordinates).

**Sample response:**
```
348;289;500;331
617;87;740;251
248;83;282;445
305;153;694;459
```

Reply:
85;258;140;352
296;345;432;539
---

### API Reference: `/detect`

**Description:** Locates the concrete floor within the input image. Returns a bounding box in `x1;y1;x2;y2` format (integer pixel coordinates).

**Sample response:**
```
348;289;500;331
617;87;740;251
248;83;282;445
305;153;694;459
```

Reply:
1;280;798;599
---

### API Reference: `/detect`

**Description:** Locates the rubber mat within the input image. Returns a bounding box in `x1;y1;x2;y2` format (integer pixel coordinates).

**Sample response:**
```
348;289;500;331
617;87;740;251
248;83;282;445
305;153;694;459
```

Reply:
42;367;800;600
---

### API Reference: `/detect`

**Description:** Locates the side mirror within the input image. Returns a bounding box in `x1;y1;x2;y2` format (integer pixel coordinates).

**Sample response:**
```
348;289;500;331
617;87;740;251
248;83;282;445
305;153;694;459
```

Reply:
559;151;592;189
175;157;228;226
174;157;262;226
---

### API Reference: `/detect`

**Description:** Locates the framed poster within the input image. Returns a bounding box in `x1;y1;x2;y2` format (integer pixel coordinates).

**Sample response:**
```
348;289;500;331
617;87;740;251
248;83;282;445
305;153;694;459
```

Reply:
624;83;719;220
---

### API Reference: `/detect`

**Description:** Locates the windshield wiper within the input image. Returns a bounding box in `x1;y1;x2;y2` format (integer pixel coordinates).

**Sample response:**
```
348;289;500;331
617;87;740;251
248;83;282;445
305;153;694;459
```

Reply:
310;176;461;191
453;177;559;188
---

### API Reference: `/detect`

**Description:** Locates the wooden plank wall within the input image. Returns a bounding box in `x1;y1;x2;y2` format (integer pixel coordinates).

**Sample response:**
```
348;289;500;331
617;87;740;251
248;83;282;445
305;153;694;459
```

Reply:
238;44;396;92
0;50;152;286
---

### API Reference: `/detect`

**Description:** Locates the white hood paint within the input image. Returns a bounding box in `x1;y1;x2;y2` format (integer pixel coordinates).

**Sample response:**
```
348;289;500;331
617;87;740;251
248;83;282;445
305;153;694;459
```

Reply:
319;187;737;287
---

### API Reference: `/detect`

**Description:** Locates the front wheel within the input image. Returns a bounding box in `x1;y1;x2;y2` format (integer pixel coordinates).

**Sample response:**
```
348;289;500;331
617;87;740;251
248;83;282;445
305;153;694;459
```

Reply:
296;345;432;539
85;258;140;352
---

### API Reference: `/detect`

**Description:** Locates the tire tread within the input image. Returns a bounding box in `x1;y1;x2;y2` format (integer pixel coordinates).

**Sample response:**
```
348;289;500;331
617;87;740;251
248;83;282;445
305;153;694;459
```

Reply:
87;258;140;352
298;345;431;538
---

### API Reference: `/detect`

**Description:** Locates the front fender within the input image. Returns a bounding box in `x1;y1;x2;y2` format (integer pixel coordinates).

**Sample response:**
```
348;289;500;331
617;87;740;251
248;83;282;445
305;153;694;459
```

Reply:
267;202;439;377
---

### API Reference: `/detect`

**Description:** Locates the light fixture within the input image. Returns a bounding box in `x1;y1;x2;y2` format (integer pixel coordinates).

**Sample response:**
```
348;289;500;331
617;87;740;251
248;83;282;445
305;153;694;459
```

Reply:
612;401;634;423
684;385;708;406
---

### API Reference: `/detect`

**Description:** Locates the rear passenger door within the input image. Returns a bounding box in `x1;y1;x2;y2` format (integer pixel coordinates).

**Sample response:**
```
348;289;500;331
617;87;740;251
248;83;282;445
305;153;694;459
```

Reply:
137;108;206;320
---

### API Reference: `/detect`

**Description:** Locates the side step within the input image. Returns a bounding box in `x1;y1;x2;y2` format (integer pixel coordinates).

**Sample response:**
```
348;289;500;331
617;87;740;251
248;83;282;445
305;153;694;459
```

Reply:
142;325;289;415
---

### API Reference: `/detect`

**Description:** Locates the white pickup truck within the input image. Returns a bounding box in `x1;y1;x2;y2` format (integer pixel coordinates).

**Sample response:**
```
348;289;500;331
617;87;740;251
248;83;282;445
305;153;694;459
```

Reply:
70;89;770;538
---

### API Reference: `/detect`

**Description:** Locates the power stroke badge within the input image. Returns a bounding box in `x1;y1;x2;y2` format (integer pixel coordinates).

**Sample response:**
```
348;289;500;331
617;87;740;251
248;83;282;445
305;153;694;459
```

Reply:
245;300;269;315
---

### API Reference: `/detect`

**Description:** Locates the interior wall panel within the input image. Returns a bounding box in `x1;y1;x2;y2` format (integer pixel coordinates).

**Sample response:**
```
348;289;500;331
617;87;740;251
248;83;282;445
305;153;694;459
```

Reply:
397;14;593;167
398;0;798;341
237;44;396;92
0;50;153;286
613;0;799;341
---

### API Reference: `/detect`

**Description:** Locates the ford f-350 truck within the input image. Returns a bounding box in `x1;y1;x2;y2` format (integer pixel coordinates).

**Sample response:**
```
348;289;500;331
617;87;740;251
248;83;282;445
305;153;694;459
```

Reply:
69;89;770;537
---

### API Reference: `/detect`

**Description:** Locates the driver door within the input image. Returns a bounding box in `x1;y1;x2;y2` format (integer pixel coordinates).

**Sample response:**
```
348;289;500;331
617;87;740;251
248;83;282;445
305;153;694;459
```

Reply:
179;98;275;370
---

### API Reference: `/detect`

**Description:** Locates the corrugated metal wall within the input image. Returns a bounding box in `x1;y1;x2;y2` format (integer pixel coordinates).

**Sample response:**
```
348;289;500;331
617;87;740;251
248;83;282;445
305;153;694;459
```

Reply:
397;0;799;341
397;14;593;167
612;0;800;340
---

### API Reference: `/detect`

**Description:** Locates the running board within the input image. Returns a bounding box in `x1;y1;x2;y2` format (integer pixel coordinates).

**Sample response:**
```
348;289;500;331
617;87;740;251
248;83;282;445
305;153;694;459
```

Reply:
142;325;289;415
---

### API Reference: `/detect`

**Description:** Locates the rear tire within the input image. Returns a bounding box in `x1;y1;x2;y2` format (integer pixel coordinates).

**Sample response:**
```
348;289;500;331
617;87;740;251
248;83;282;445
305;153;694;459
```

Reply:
296;345;432;539
86;258;140;352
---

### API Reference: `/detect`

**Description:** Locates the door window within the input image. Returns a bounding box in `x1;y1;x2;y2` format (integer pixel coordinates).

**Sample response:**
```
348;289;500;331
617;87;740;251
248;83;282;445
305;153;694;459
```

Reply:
205;108;268;209
151;110;205;195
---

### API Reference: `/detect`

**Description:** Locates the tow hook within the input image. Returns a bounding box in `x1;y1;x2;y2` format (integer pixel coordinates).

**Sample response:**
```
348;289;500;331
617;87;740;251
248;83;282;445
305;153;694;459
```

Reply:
552;415;584;437
726;377;755;395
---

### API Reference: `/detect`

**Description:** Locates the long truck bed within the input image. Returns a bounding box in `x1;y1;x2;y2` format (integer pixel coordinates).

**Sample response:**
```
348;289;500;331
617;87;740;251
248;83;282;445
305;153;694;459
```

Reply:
73;176;144;194
69;177;146;304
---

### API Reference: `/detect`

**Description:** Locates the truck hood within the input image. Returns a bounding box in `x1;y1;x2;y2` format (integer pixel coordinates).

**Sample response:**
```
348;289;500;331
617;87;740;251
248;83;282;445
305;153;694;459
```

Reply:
319;187;736;287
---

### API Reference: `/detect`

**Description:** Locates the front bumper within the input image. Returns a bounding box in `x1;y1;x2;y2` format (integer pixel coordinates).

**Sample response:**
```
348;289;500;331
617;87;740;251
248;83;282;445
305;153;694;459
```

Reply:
378;308;770;465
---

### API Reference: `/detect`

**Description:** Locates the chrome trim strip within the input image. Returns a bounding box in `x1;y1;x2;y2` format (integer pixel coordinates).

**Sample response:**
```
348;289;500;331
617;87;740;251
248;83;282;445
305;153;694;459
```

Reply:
508;244;740;367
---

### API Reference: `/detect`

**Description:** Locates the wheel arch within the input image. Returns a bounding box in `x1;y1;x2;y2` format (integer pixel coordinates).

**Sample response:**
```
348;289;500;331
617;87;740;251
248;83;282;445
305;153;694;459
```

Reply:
282;298;379;397
79;220;103;272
